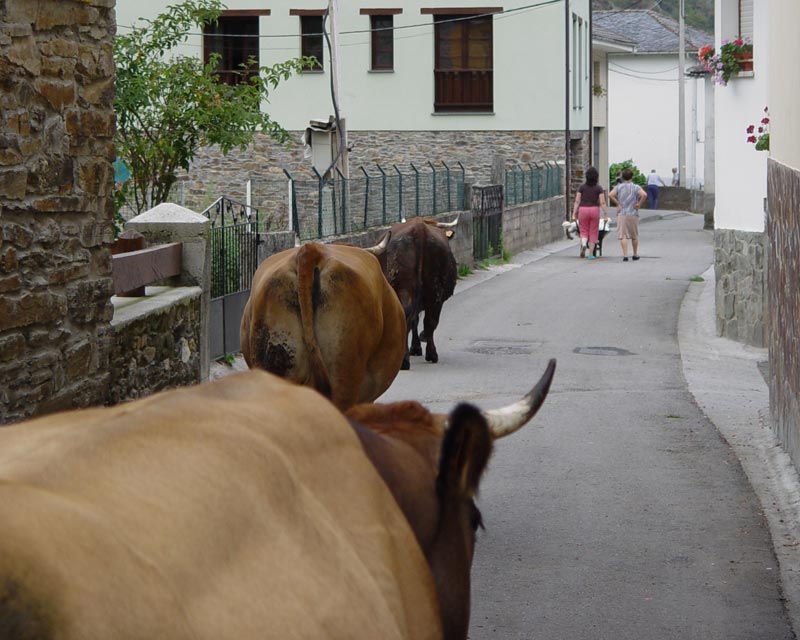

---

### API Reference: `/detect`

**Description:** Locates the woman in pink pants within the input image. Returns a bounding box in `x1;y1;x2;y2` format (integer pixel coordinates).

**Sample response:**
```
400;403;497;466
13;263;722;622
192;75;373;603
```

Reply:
571;166;609;259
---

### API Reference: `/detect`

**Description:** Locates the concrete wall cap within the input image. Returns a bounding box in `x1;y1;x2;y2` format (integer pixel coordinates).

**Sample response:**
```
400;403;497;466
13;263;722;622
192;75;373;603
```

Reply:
128;203;208;225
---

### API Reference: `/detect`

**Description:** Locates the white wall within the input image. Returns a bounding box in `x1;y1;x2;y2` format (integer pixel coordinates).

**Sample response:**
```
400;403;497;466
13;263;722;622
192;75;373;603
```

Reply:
117;1;590;133
769;2;800;171
714;0;769;232
606;52;706;188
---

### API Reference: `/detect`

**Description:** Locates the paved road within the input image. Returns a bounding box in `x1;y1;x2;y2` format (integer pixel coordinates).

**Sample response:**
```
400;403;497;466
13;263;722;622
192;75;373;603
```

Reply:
379;212;795;639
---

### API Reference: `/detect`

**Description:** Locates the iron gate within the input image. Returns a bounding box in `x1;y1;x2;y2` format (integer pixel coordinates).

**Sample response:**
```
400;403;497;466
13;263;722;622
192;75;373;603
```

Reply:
472;184;503;260
204;197;261;360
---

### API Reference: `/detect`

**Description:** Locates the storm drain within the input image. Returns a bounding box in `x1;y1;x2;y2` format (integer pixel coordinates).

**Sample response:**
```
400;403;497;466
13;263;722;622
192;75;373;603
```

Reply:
469;339;541;356
574;346;633;356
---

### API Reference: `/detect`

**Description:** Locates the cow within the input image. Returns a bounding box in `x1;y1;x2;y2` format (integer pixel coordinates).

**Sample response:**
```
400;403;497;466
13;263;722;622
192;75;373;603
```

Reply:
240;240;406;411
0;360;556;640
377;217;459;370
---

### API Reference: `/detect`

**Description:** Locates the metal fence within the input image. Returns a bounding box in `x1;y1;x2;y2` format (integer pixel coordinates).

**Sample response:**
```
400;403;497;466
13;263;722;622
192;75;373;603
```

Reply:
282;162;466;241
504;162;562;206
203;197;262;359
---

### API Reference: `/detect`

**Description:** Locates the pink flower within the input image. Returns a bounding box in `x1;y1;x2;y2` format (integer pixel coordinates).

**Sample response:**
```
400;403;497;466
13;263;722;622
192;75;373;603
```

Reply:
734;38;744;46
747;125;755;133
762;117;770;124
747;136;758;144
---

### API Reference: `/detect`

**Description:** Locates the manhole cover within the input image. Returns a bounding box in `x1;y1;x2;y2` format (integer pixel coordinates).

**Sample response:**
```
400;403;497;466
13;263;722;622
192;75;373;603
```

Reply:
573;346;633;356
469;339;539;356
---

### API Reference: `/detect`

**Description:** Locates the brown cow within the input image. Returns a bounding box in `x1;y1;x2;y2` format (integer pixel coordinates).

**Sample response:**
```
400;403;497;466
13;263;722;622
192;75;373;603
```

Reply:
378;217;458;370
240;240;406;410
0;361;556;640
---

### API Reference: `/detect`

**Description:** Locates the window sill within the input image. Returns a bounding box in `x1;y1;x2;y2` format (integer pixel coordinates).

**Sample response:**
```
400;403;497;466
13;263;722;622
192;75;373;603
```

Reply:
368;69;395;74
301;69;325;74
736;70;754;79
432;111;495;116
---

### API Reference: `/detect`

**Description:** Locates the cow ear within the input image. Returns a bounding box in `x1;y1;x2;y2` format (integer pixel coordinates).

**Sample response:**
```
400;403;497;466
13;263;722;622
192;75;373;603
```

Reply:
445;229;455;239
437;404;493;500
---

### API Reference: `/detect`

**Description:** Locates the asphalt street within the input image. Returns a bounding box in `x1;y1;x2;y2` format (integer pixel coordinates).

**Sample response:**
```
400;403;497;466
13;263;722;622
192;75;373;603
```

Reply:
378;211;797;640
213;210;800;639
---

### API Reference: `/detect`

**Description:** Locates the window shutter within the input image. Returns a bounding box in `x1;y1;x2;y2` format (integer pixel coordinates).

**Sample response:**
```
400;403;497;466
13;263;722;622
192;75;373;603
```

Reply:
739;0;753;40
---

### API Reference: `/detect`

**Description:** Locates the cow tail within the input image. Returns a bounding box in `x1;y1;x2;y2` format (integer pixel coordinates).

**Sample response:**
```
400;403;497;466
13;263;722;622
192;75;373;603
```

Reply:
296;244;333;399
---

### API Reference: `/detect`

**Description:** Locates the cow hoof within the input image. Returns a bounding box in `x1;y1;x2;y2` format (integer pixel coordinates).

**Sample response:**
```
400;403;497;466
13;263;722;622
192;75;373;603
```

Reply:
426;352;438;364
410;345;423;356
401;359;411;370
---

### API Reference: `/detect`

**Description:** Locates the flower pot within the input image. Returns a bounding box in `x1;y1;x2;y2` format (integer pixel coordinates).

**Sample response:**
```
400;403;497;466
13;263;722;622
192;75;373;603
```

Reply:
734;52;753;72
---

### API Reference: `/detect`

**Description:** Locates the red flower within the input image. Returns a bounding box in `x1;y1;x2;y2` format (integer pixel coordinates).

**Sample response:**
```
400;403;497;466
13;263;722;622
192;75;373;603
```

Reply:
747;136;758;144
747;125;755;133
758;127;764;133
764;106;769;112
761;117;770;124
734;38;744;46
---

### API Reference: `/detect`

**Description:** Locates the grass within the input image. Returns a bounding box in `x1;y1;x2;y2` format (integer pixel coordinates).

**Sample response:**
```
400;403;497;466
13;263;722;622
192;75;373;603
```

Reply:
689;276;705;282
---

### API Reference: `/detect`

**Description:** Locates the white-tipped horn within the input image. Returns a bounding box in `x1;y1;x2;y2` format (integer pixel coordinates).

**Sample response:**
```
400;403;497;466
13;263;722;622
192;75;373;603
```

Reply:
483;359;556;438
436;214;459;229
364;231;391;255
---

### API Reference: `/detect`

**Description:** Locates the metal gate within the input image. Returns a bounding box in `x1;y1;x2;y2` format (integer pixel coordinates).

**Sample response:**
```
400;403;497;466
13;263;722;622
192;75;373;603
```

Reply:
472;184;503;260
204;197;261;360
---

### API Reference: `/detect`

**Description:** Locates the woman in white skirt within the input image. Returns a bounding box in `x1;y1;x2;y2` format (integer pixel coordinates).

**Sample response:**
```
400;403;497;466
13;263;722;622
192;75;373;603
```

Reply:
608;169;647;262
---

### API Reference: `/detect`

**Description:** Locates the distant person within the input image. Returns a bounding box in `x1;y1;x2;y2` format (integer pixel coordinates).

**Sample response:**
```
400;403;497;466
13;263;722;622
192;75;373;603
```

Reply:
646;169;666;209
571;166;609;260
671;167;680;187
615;171;623;186
609;169;647;262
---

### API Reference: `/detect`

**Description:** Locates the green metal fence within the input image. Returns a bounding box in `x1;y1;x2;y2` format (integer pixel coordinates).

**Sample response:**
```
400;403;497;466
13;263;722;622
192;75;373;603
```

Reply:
504;162;562;206
282;162;466;241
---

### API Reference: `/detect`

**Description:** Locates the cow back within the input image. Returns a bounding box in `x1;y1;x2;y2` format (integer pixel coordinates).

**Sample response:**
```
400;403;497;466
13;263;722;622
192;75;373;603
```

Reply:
0;371;441;640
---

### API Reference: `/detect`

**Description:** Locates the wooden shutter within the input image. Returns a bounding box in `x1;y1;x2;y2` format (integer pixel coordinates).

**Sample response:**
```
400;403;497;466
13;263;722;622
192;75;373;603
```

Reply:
739;0;753;40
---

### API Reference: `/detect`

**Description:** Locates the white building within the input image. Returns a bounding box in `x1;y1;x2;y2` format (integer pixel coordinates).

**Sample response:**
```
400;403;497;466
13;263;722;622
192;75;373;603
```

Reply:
116;1;592;203
712;0;769;348
593;10;712;189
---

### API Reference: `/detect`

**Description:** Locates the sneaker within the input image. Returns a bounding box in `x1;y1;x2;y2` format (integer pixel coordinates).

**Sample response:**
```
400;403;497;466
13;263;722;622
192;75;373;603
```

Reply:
586;255;596;260
580;246;586;258
622;257;629;262
632;255;640;261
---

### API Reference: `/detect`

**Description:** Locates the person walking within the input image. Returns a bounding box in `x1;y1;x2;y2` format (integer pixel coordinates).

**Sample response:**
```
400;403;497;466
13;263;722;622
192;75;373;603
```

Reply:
646;169;665;209
571;166;609;260
609;168;647;262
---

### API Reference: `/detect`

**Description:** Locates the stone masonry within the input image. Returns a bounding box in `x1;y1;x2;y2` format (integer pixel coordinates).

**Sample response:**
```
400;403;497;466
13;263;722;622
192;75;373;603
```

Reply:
0;0;116;422
713;228;767;348
767;158;800;470
170;129;569;224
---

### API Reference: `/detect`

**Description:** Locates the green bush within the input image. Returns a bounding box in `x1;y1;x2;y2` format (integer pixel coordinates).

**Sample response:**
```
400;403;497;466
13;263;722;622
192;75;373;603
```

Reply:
609;160;646;188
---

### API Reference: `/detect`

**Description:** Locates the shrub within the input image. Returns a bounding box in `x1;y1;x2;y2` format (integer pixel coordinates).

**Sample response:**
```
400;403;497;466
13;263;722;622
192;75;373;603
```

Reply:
609;160;646;188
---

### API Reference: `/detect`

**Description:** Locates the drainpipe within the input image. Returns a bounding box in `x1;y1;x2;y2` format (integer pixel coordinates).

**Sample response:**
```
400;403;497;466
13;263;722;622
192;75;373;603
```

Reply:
564;0;571;220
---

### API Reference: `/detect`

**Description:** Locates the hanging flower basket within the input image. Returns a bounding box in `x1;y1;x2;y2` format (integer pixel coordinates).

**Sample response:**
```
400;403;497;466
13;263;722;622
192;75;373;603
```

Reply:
700;38;754;85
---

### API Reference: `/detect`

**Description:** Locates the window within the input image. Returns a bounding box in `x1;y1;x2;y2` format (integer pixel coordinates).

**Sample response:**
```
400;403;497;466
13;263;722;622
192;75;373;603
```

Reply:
297;13;324;70
370;15;394;70
203;12;267;86
431;13;494;112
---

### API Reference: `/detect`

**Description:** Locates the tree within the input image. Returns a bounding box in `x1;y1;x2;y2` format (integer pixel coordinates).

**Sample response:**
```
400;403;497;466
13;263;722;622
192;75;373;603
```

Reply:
115;0;313;214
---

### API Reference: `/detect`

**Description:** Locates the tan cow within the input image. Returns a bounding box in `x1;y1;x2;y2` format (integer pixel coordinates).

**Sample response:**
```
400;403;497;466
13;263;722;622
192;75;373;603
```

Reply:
0;361;556;640
240;241;406;410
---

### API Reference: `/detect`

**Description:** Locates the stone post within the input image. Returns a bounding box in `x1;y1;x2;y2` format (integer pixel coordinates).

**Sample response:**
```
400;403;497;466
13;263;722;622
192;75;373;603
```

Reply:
125;203;211;381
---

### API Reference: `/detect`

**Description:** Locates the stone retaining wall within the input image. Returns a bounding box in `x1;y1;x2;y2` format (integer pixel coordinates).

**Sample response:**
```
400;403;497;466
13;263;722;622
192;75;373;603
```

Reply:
767;159;800;470
108;287;202;405
0;0;116;423
502;197;566;256
713;228;767;347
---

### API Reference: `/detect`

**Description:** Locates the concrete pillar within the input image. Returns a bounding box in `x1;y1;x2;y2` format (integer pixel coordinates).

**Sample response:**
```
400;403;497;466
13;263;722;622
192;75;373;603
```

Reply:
126;203;211;381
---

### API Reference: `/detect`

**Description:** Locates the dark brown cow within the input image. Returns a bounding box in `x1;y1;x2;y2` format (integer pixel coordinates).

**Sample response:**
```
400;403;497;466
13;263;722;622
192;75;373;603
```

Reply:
378;217;458;370
0;361;556;640
240;241;406;410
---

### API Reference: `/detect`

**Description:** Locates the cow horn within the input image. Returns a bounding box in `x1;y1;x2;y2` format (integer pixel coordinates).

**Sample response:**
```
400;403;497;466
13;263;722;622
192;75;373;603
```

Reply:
364;231;391;255
482;359;556;439
436;215;459;229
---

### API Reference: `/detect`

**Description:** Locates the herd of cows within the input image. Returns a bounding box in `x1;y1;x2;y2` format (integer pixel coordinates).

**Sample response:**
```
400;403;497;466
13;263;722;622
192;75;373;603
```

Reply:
0;217;557;639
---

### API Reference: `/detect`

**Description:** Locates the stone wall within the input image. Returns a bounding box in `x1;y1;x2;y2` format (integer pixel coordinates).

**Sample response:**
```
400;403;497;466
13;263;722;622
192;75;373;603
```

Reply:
713;229;767;348
767;159;800;469
170;129;569;223
0;0;116;423
107;287;203;405
502;197;566;256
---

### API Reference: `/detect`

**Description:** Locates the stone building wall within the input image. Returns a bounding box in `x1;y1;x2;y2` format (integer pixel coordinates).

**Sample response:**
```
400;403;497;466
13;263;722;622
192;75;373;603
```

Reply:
713;229;767;348
767;159;800;470
171;129;569;224
0;0;116;423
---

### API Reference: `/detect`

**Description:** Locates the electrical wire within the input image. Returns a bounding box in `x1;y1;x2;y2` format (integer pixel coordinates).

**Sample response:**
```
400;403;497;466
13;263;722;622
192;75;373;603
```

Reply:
608;66;677;81
610;61;679;74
